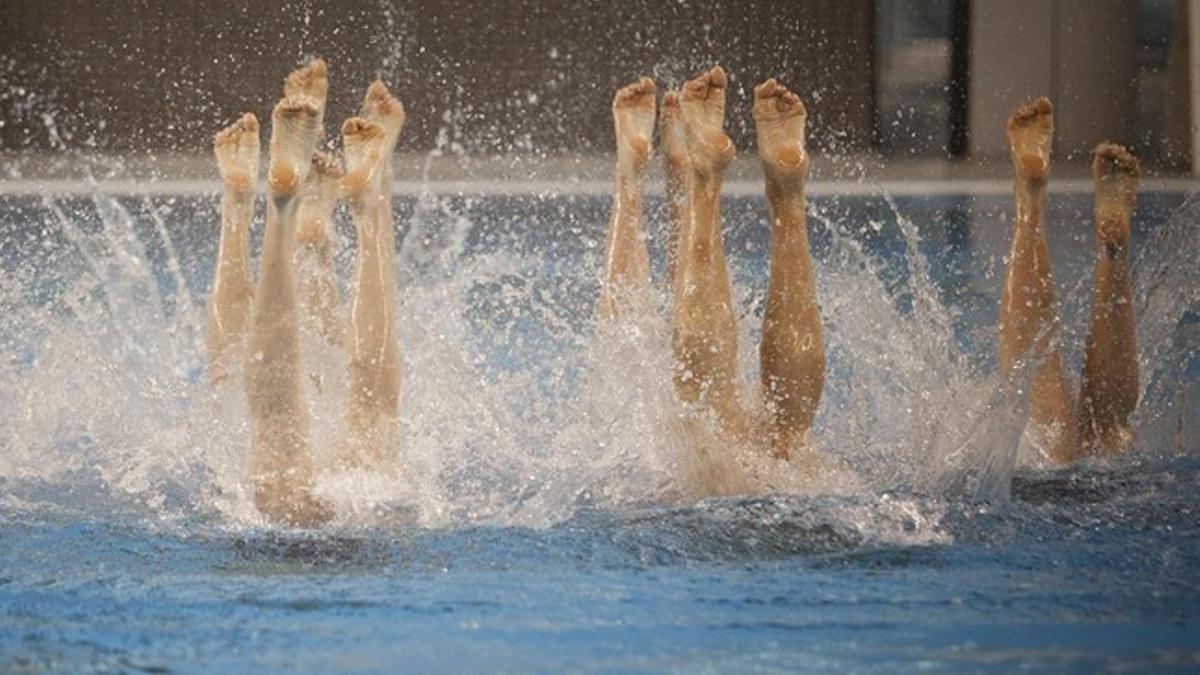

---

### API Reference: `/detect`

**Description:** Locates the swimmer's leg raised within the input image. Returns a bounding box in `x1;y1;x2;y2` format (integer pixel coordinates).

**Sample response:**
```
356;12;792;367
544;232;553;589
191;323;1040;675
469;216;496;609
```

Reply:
671;66;747;440
361;81;406;258
1078;144;1140;454
598;76;656;320
286;58;341;345
244;88;331;527
998;97;1077;463
660;91;688;297
753;79;825;460
342;116;400;466
208;113;259;385
295;152;344;346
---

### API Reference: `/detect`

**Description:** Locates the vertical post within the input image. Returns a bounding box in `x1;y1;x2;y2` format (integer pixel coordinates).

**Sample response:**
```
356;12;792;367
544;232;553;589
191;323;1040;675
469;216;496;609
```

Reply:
1191;0;1200;174
948;0;971;158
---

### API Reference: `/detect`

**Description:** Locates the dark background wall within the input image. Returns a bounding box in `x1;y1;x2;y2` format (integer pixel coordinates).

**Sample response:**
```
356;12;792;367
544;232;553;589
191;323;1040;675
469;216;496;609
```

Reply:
0;0;875;156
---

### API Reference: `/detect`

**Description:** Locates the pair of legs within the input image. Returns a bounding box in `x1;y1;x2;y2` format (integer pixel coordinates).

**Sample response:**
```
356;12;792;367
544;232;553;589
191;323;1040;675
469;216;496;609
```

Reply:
207;59;405;525
598;67;825;465
999;97;1140;462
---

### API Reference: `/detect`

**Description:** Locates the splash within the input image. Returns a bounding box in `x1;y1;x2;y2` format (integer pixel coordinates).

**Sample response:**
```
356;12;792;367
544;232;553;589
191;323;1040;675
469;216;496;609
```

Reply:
2;180;1195;536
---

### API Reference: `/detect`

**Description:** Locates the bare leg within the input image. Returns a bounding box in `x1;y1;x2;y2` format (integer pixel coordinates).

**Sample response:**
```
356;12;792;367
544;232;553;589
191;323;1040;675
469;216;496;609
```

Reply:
753;79;825;460
671;66;747;441
998;97;1077;463
342;114;401;467
1078;143;1140;454
337;81;405;468
295;151;344;346
361;81;405;258
597;76;655;320
244;59;331;527
660;91;688;296
208;113;259;385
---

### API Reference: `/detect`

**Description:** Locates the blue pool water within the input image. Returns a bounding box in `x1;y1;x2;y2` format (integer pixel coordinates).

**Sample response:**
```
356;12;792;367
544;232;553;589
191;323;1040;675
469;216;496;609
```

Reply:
0;189;1198;672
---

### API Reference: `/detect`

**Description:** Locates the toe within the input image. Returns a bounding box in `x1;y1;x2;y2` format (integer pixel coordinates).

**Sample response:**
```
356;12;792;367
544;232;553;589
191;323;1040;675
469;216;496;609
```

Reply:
754;78;779;99
780;91;803;114
1009;97;1054;128
683;74;708;99
366;80;389;103
708;66;727;89
1093;142;1140;178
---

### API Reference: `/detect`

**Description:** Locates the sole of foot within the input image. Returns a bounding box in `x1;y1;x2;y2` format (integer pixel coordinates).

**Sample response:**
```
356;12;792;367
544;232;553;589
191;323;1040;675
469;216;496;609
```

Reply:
269;96;324;194
214;113;260;193
613;76;656;172
361;80;406;153
680;66;735;175
660;91;689;173
340;117;387;199
1092;142;1140;248
1007;97;1054;183
284;58;329;118
753;78;809;186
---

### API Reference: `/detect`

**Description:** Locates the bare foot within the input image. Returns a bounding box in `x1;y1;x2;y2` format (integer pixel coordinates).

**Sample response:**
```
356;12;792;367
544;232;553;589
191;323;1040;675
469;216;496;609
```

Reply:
269;96;324;194
297;151;343;247
612;76;656;173
361;80;406;155
680;66;735;176
660;91;689;173
753;78;809;188
1007;97;1054;183
340;117;387;199
284;58;329;122
1092;142;1140;248
213;113;260;193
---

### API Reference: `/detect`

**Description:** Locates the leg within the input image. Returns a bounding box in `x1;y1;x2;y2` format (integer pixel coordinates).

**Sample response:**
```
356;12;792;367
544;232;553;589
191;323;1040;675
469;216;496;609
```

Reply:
295;151;344;346
361;80;405;257
753;79;825;460
597;76;655;320
342;111;402;467
998;97;1077;463
208;113;259;385
660;91;688;296
244;60;331;527
671;66;748;441
1078;143;1140;454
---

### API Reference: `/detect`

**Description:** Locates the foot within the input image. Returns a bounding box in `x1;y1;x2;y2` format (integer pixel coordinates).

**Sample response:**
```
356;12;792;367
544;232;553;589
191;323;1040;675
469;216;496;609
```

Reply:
659;91;689;174
1092;142;1139;251
680;66;735;177
269;96;324;194
213;113;260;193
612;76;656;173
297;151;343;247
1006;97;1054;183
283;58;329;123
340;117;387;200
753;78;809;189
361;80;406;155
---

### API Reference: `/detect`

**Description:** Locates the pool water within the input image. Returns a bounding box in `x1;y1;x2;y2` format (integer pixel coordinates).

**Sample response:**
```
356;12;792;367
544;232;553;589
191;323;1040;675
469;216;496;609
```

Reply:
0;188;1197;672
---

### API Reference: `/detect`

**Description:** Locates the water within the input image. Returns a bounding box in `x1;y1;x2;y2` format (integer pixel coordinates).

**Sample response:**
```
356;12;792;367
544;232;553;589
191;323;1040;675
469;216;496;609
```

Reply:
1;187;1198;672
